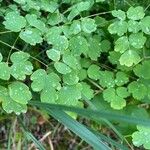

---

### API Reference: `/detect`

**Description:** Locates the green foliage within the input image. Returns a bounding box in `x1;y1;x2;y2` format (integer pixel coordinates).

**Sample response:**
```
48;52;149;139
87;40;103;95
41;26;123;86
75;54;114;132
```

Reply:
132;126;150;149
0;1;150;149
3;11;26;32
103;87;128;110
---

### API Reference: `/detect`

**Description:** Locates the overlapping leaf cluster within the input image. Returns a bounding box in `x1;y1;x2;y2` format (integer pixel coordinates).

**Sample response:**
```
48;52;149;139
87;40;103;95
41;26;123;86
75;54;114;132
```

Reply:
0;0;150;149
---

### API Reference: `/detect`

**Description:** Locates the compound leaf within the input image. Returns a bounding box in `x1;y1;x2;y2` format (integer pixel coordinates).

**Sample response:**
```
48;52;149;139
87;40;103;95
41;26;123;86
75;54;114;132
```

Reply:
132;126;150;149
103;88;126;110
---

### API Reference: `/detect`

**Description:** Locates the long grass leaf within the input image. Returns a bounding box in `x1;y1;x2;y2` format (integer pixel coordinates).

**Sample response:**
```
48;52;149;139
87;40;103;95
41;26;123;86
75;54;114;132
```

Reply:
44;107;111;150
30;101;150;126
18;117;45;150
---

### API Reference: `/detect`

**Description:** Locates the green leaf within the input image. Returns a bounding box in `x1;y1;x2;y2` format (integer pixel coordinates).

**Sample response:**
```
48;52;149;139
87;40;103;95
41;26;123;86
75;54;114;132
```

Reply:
115;72;129;86
70;20;81;35
63;71;79;85
47;12;63;26
100;40;111;52
69;35;89;56
8;81;32;104
129;32;146;49
40;86;58;103
81;18;97;33
54;62;71;74
87;64;100;80
46;72;61;89
31;69;47;92
0;62;10;80
128;20;141;33
128;81;147;100
132;125;150;149
108;21;128;36
119;50;141;67
45;27;68;51
114;36;129;53
19;28;43;45
46;49;60;61
134;60;150;79
2;98;27;115
78;69;87;81
68;1;91;21
45;26;62;43
80;58;91;68
95;16;108;27
0;86;27;115
57;84;82;106
112;10;126;20
40;1;58;13
103;87;126;110
31;69;60;104
31;69;60;91
99;71;115;88
140;16;150;35
14;0;26;4
11;61;33;80
127;6;145;20
116;87;129;98
88;38;101;60
53;36;69;52
3;11;26;32
81;82;94;100
108;51;121;65
63;53;80;70
26;14;46;32
10;51;30;63
10;51;33;80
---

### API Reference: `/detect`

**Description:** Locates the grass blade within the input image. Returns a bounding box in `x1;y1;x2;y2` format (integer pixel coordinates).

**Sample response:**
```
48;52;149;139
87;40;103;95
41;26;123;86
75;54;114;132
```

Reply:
30;101;150;126
18;117;45;150
87;127;129;150
44;107;111;150
24;132;45;150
